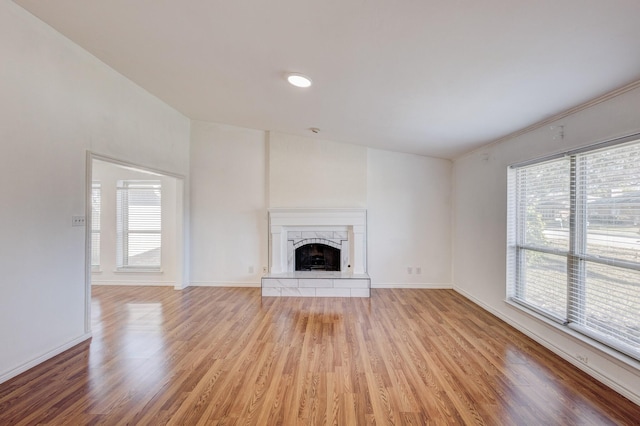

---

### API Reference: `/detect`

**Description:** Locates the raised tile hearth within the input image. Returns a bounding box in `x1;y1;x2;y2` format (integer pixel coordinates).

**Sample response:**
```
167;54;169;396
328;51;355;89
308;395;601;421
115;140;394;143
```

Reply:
261;271;371;297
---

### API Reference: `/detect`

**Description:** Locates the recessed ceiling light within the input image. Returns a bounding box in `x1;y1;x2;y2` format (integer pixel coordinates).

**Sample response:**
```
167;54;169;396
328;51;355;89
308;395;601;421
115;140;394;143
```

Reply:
287;73;312;88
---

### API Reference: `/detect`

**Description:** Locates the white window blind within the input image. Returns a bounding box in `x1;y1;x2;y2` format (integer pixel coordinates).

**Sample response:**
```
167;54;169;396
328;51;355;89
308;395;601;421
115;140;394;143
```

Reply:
91;182;101;269
116;180;162;270
513;158;571;321
509;137;640;361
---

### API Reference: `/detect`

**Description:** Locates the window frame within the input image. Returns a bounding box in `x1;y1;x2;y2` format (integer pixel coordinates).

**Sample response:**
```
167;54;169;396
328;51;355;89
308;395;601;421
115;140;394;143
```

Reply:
508;133;640;362
116;179;162;272
91;181;101;271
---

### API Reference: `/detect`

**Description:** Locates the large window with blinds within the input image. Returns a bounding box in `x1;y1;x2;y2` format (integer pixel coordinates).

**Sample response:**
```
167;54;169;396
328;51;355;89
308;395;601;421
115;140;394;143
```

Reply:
508;136;640;361
116;180;162;270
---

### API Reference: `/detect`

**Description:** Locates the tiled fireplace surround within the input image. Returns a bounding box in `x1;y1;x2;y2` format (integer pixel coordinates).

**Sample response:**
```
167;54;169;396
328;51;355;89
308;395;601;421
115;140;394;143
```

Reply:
261;209;371;297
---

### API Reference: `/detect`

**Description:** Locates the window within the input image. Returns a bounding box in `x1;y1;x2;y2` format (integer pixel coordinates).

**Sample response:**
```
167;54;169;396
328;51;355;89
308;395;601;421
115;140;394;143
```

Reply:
91;182;101;270
508;136;640;361
116;180;162;270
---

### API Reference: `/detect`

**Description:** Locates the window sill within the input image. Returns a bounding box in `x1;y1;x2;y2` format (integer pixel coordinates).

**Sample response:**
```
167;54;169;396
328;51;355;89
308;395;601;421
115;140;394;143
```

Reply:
505;298;640;373
114;268;163;274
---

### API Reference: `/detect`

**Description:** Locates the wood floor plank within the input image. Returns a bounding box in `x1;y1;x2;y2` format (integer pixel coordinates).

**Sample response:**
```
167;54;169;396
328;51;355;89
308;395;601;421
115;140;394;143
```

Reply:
0;286;638;425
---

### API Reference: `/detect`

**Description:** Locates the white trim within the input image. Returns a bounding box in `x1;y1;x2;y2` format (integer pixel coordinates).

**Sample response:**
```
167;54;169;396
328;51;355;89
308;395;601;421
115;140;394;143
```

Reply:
189;281;261;288
85;152;93;334
372;282;453;289
89;152;186;180
453;286;640;406
0;333;92;385
92;280;176;286
86;151;189;334
113;268;164;274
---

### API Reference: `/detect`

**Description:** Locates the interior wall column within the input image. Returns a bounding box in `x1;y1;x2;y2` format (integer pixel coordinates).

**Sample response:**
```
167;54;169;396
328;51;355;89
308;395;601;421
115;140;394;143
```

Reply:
270;225;286;273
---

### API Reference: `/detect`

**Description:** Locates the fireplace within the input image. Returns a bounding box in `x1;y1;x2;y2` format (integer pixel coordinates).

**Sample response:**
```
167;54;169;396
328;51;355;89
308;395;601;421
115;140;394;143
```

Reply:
264;209;370;297
268;209;367;274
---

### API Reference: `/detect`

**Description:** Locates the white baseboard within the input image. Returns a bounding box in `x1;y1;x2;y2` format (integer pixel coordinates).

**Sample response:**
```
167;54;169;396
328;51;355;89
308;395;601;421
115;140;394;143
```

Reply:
92;280;176;286
371;282;453;289
0;333;92;385
453;286;640;406
189;281;261;288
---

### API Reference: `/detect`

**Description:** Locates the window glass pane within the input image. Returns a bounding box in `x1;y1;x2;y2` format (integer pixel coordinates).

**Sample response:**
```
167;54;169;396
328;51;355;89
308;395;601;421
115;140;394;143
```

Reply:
116;180;161;268
519;250;567;320
127;206;161;230
582;143;640;263
517;159;570;250
91;183;101;267
126;234;161;266
575;263;640;353
91;233;100;267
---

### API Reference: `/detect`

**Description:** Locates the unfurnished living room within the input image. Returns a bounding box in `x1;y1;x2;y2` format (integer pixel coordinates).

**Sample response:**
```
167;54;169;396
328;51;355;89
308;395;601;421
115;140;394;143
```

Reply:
2;0;640;424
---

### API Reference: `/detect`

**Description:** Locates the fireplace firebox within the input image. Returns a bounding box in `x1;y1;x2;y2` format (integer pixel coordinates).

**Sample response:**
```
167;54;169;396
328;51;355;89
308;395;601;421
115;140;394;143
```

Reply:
295;243;340;271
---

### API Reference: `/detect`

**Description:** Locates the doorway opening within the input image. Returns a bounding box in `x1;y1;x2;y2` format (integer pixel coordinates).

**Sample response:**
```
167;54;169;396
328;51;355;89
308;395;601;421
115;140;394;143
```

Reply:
85;154;186;333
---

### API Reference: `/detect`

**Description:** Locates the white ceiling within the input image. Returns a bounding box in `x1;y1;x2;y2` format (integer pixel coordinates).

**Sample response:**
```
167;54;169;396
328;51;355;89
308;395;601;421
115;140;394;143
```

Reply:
14;0;640;159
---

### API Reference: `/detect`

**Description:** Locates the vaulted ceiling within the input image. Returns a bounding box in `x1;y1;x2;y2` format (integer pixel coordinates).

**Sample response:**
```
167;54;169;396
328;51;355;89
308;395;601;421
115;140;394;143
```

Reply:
14;0;640;158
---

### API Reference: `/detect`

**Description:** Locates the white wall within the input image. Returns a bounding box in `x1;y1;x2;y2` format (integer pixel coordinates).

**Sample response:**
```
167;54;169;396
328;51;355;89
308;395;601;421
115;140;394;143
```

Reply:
91;160;179;286
268;132;368;208
367;149;452;287
189;121;268;286
0;0;190;383
190;127;452;288
452;86;640;403
267;131;452;286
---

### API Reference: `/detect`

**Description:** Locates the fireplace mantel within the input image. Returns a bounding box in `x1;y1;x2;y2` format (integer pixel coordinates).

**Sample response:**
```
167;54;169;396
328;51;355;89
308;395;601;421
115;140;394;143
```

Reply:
268;209;367;274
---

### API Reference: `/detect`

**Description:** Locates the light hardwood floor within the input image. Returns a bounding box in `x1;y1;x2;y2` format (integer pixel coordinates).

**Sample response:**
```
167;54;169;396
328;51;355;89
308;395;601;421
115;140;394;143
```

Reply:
0;287;638;425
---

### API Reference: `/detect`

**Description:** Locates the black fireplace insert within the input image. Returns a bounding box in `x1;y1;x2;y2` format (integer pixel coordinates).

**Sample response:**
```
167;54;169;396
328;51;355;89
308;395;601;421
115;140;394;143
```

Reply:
295;243;340;271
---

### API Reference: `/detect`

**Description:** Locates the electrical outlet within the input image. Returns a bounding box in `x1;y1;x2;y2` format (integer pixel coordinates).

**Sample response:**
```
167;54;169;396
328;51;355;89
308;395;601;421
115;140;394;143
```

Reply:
407;267;413;274
248;266;254;274
72;216;85;227
576;354;589;365
416;267;422;275
262;266;268;274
